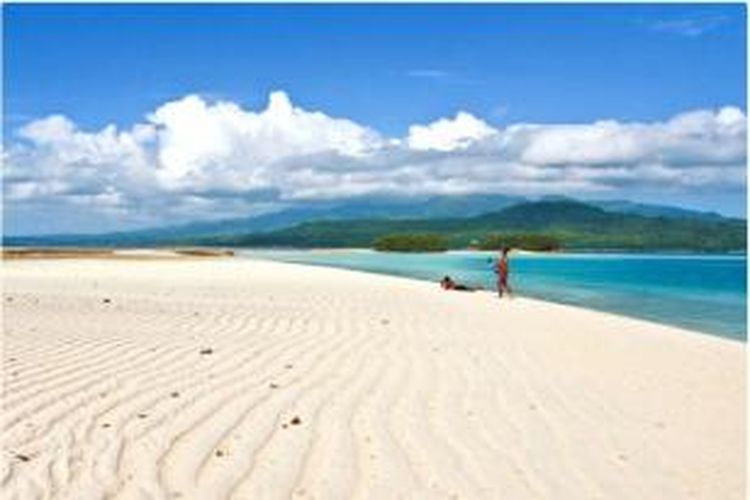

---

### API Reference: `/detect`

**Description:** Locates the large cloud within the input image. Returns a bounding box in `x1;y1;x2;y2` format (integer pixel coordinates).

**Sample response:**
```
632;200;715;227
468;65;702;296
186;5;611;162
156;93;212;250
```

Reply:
3;90;746;233
149;91;384;191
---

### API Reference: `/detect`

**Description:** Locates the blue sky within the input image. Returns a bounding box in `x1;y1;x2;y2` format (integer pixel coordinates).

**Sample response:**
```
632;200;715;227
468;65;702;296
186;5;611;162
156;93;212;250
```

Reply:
5;4;746;134
3;4;747;234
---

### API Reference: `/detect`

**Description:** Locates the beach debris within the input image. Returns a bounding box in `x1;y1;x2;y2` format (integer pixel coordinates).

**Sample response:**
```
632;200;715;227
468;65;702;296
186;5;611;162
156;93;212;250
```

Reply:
282;424;288;429
200;348;213;355
137;413;148;419
269;383;279;389
5;296;12;302
102;423;111;428
171;391;180;398
102;298;112;304
8;357;16;362
290;416;302;426
215;449;225;457
15;454;31;462
285;364;293;369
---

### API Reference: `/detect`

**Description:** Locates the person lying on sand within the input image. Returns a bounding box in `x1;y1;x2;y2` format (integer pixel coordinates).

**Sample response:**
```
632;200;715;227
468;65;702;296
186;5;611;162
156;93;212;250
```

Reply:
440;276;476;292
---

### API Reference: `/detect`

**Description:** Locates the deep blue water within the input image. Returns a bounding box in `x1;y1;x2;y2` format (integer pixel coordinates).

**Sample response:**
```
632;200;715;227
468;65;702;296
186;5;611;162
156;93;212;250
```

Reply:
240;250;747;341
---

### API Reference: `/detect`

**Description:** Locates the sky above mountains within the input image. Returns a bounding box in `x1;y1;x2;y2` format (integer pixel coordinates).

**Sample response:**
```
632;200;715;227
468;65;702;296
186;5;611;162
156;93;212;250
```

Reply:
3;4;747;235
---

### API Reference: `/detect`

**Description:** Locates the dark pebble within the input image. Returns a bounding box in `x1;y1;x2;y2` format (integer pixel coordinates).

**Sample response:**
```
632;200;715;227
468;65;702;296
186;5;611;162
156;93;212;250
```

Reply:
200;348;213;355
290;416;302;426
15;454;30;462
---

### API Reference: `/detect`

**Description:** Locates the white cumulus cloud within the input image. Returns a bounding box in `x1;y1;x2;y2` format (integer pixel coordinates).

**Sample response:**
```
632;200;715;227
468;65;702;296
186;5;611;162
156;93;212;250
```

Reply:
3;90;746;234
148;91;383;190
407;111;497;151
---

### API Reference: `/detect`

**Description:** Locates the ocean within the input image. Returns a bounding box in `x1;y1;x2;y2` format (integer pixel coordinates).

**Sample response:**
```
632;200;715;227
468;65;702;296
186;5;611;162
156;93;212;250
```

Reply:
239;250;747;341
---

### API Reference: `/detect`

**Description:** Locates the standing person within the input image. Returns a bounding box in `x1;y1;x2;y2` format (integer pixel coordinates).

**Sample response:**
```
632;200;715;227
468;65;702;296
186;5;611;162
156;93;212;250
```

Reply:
495;247;512;298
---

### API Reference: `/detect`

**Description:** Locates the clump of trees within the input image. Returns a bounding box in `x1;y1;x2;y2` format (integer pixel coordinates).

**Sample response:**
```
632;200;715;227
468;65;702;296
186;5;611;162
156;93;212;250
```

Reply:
478;233;561;251
374;233;449;252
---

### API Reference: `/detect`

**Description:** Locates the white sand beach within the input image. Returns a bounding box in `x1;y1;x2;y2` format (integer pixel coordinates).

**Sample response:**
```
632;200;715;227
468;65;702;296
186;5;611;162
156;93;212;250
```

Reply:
1;256;745;499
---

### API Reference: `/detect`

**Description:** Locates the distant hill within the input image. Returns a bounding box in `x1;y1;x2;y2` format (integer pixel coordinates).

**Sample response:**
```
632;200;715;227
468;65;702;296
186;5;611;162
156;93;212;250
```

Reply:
4;195;741;250
588;200;725;221
5;194;524;246
198;200;746;252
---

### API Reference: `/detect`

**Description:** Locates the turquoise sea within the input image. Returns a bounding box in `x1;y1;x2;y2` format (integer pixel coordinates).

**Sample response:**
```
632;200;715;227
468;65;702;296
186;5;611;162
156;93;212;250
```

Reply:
240;250;747;341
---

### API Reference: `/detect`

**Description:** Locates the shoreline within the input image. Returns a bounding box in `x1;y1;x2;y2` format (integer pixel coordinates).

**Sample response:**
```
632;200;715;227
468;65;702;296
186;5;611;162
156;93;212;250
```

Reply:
240;250;746;341
5;250;745;341
1;247;235;260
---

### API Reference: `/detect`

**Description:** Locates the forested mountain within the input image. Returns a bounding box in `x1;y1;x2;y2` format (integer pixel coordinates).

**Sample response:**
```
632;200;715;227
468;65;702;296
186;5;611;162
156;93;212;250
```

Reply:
197;201;746;252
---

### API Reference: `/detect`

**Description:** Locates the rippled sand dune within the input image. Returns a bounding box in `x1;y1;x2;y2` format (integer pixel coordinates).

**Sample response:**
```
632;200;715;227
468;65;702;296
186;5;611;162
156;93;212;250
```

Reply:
1;258;744;499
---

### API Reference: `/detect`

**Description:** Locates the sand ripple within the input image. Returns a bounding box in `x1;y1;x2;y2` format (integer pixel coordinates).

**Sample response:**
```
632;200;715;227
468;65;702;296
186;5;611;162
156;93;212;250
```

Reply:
2;259;745;499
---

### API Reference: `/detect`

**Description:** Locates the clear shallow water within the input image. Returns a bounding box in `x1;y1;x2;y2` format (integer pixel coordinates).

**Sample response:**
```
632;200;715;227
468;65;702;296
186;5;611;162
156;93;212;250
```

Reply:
240;250;747;341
